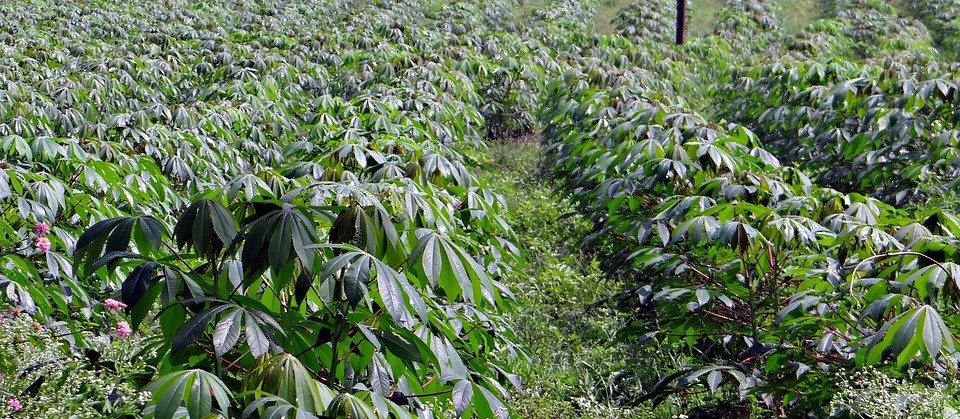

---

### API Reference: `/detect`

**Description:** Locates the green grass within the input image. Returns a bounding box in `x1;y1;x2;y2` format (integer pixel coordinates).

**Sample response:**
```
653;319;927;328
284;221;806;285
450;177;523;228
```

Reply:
689;0;821;38
508;0;551;30
592;0;635;36
689;0;724;37
478;142;643;418
775;0;822;34
510;0;632;35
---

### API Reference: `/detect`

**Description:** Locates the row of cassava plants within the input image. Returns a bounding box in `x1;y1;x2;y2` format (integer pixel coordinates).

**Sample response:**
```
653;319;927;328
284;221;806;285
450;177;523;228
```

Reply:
538;1;960;413
717;57;960;205
819;0;935;59
713;0;960;203
905;0;960;59
612;0;676;45
542;61;960;415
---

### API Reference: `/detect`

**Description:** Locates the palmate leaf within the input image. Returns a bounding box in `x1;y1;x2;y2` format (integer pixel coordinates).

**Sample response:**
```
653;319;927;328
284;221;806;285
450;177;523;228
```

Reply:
244;353;336;415
227;174;275;202
355;324;439;382
3;279;40;315
473;386;509;419
317;247;426;324
368;352;393;395
672;215;719;244
174;199;237;260
145;369;231;419
246;316;271;358
367;392;415;419
75;216;166;274
173;304;232;353
242;204;319;280
177;302;281;357
121;261;159;309
374;327;428;365
410;229;499;305
864;305;955;366
243;396;320;419
900;263;952;298
326;393;377;419
707;370;722;393
329;205;404;263
426;333;469;382
638;364;753;404
329;205;376;253
161;268;205;306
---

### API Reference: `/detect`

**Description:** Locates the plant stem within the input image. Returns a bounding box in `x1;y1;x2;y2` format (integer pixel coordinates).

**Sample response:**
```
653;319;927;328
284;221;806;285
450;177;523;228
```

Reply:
328;267;347;386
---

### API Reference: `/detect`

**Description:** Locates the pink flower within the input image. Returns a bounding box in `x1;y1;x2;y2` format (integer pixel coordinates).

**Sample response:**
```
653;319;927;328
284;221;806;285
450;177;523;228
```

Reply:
7;398;22;411
116;320;132;338
103;298;127;311
33;222;50;236
34;236;51;253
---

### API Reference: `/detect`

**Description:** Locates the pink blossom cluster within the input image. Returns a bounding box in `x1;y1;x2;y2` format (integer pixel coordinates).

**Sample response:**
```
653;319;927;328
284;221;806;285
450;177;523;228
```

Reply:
7;398;22;412
103;298;127;310
33;222;51;253
116;320;132;338
33;222;50;236
34;236;51;253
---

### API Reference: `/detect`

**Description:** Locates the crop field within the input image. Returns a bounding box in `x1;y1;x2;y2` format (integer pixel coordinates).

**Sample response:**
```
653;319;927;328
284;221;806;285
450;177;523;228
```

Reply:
1;0;960;417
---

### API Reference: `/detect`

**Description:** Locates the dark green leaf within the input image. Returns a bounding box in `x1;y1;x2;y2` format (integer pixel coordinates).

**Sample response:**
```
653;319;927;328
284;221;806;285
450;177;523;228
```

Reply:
173;305;231;353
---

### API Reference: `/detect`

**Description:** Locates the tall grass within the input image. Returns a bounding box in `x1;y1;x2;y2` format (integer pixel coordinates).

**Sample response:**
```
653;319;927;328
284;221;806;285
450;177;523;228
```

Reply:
689;0;821;37
593;0;636;35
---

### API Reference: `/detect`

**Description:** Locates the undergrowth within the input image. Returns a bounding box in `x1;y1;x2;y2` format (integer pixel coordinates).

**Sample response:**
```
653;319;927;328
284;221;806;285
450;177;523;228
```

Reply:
480;141;758;418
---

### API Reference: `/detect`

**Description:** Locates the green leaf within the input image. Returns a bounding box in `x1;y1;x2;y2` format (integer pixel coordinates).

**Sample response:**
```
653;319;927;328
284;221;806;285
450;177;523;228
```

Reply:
342;255;369;306
121;262;159;311
452;380;473;417
146;370;232;419
246;316;271;358
376;264;408;324
186;372;212;419
213;309;243;357
130;281;163;331
706;370;722;393
244;354;335;414
154;372;189;419
475;386;508;419
242;205;317;279
326;393;376;419
891;308;923;361
90;251;144;273
919;306;950;360
173;305;231;353
75;217;124;267
413;229;443;286
175;200;237;260
375;328;424;364
269;211;293;273
696;288;710;306
138;216;167;251
106;218;137;254
77;216;165;274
